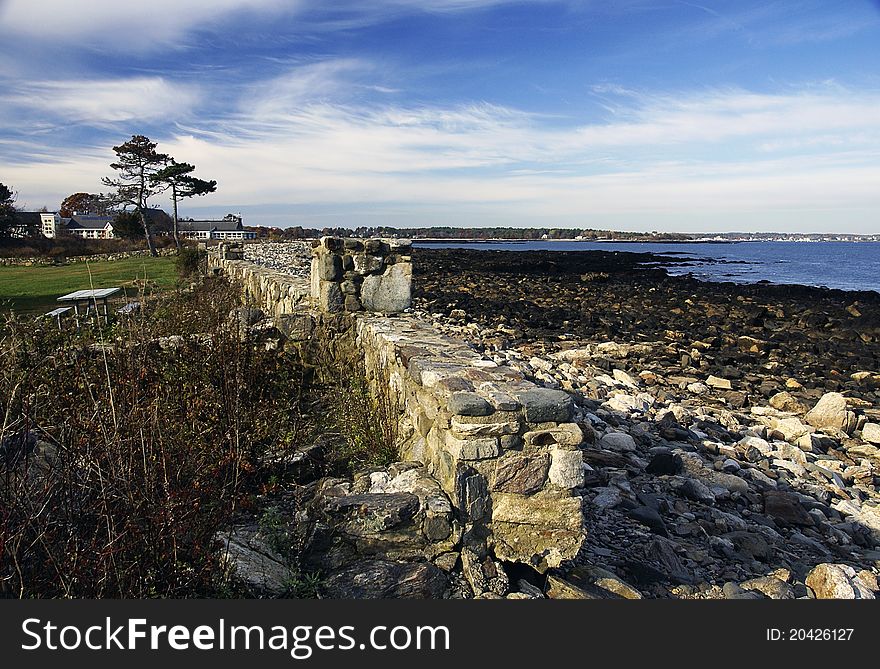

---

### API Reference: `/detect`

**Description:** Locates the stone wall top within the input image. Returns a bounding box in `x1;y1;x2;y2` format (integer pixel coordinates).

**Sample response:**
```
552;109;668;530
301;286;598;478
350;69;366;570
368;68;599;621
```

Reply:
208;252;311;320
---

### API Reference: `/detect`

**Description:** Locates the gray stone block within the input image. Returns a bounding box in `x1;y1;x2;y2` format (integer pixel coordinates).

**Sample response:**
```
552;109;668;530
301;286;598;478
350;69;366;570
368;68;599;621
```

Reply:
448;391;493;416
319;280;343;313
316;252;341;281
361;263;412;313
516;388;573;423
353;254;384;274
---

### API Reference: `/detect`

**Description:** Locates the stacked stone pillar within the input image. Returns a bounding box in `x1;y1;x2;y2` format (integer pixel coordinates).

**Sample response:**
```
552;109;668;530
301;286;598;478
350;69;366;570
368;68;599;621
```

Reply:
310;237;413;314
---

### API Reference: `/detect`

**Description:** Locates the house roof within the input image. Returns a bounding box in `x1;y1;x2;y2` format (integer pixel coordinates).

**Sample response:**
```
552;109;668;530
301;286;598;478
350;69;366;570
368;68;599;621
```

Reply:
179;219;243;232
14;212;44;226
68;215;114;230
68;209;171;231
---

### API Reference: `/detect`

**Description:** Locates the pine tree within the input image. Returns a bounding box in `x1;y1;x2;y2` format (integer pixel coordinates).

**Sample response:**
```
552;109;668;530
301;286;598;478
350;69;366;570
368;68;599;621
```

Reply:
151;161;217;249
102;135;170;256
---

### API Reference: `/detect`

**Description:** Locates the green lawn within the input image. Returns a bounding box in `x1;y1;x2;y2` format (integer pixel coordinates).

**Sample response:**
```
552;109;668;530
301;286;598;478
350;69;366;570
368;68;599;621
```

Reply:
0;256;178;314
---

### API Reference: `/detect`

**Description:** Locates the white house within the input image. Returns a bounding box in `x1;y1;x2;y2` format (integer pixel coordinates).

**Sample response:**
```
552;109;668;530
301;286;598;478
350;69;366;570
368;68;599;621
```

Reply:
40;212;62;238
178;216;256;240
67;215;115;239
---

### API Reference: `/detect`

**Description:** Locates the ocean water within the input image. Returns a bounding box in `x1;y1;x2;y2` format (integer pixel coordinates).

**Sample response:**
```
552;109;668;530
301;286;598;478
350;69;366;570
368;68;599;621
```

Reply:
414;240;880;294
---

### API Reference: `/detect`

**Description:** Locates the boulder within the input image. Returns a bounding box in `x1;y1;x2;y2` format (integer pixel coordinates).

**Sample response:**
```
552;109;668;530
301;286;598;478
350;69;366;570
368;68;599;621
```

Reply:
545;575;611;599
739;575;795;600
217;528;294;597
448;391;494;417
461;547;509;596
805;392;857;435
315;252;341;280
548;447;585;489
805;563;876;600
763;490;814;527
706;375;732;390
317;280;343;313
769;391;809;414
861;422;880;445
322;560;448;598
491;491;584;570
598;432;637;452
515;388;573;423
492;454;550;495
361;262;412;313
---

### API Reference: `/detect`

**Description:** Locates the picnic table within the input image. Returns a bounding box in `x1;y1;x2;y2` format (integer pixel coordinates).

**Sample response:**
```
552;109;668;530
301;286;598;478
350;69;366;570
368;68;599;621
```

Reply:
57;287;122;323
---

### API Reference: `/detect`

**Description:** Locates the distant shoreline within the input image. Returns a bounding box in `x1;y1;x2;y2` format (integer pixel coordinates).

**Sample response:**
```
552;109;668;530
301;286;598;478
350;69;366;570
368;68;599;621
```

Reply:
413;238;747;244
411;237;880;244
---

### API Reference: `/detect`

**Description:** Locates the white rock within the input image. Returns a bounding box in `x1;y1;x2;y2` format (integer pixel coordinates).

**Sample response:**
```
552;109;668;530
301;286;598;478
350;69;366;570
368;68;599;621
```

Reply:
861;422;880;445
548;447;585;489
612;368;638;387
805;392;857;435
706;375;732;390
738;435;773;456
806;563;875;599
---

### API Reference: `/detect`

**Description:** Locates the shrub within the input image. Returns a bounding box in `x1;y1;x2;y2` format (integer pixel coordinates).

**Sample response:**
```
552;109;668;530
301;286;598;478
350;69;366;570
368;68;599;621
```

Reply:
0;280;312;597
304;323;398;475
176;245;205;278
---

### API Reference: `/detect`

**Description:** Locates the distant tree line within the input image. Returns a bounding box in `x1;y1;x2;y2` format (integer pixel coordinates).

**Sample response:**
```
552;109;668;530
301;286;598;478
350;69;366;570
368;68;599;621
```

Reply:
243;224;694;241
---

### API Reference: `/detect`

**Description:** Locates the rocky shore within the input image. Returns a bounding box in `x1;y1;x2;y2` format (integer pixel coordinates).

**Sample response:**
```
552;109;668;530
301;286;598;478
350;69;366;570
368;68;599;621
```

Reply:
217;242;880;599
243;241;312;275
408;247;880;599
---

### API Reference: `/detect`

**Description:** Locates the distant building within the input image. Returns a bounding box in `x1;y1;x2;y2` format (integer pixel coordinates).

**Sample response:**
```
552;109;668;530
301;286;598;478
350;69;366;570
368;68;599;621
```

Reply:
66;209;172;239
178;216;256;240
67;215;116;239
11;211;61;238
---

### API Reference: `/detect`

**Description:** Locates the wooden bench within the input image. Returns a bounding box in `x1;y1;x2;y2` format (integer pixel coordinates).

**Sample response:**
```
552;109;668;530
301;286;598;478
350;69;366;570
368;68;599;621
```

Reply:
44;306;73;328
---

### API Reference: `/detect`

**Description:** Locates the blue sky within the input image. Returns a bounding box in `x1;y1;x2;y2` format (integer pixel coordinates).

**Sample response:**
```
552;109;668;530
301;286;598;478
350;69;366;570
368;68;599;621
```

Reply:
1;0;879;232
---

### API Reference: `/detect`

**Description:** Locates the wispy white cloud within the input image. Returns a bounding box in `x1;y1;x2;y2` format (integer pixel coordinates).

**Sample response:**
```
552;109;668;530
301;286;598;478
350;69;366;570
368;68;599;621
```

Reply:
570;86;880;150
0;0;569;50
0;0;298;49
666;0;880;47
1;77;201;125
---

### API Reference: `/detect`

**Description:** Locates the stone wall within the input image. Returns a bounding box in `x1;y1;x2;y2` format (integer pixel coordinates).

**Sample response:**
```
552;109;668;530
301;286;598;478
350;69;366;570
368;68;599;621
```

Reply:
208;249;311;321
0;247;177;266
208;241;585;570
310;237;412;314
355;315;585;570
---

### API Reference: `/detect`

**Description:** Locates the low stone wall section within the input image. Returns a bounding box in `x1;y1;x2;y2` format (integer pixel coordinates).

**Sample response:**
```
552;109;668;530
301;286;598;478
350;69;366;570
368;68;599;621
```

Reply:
0;247;177;266
355;314;585;569
208;252;311;321
208;243;586;570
